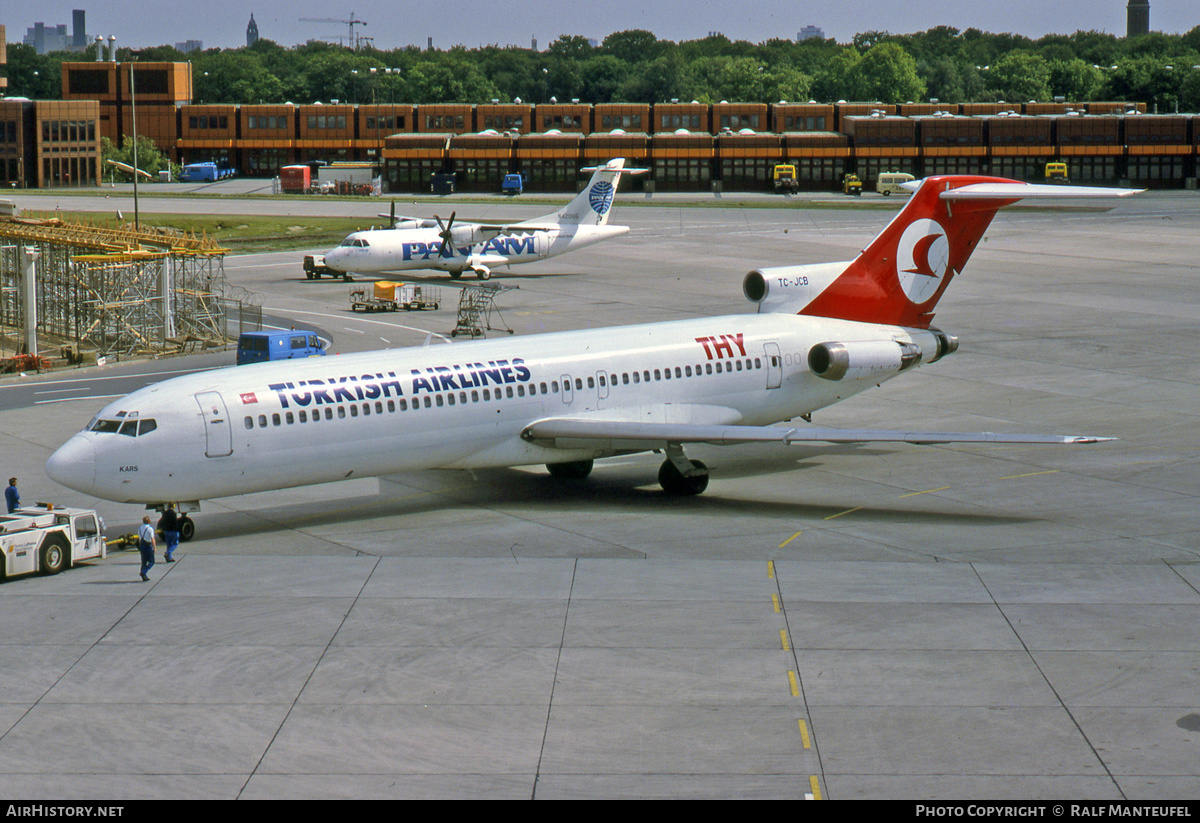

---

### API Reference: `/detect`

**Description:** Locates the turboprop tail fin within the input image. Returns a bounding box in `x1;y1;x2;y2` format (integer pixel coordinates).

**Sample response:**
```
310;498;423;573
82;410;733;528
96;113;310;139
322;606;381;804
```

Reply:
547;158;649;227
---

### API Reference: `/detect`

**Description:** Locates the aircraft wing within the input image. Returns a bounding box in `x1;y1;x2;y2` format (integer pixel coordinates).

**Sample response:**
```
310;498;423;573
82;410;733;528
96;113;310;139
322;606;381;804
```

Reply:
521;417;1112;449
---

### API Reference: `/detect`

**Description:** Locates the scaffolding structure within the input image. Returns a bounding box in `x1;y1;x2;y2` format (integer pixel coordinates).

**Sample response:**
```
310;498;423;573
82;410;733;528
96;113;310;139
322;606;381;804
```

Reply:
0;216;237;359
449;283;517;338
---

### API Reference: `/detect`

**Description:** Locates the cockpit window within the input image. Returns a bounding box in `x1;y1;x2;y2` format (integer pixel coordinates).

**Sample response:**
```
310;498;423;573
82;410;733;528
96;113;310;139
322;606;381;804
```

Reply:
337;237;370;248
90;417;156;436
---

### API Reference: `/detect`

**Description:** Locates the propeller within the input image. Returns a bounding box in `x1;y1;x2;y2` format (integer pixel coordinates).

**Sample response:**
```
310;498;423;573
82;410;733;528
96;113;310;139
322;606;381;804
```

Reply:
435;211;456;257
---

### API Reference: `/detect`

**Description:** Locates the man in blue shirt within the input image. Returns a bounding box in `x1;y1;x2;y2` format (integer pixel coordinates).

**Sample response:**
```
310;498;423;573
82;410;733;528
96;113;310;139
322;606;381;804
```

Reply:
4;478;18;513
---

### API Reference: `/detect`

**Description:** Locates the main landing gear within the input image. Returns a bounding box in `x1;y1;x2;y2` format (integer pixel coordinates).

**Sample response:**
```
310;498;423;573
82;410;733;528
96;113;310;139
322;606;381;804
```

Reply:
657;444;709;496
544;444;711;496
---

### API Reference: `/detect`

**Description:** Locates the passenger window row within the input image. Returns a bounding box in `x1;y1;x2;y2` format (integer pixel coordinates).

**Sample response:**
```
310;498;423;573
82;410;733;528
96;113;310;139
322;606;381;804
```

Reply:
242;356;765;431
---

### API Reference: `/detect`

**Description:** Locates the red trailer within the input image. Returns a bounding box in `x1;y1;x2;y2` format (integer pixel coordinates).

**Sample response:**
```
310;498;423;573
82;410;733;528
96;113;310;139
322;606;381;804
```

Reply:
279;165;311;193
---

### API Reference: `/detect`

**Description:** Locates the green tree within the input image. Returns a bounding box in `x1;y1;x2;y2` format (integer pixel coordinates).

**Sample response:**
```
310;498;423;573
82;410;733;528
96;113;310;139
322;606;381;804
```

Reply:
1101;57;1186;111
546;35;594;62
403;60;500;104
851;42;926;103
602;30;671;64
192;51;284;104
577;55;628;104
101;135;175;182
1048;58;1103;102
987;51;1052;102
616;54;686;103
682;56;810;104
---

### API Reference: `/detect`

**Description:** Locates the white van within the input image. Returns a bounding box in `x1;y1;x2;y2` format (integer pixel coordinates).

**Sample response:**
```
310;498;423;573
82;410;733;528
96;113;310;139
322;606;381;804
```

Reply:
876;172;915;196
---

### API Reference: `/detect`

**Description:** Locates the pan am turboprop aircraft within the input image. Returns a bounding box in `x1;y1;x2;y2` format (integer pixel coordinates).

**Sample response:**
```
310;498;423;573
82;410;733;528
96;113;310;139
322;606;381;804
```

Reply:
321;158;647;281
47;175;1137;540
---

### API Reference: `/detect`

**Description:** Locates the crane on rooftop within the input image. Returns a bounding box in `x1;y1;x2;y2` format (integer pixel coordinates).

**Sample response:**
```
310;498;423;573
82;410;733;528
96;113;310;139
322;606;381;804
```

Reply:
300;13;369;50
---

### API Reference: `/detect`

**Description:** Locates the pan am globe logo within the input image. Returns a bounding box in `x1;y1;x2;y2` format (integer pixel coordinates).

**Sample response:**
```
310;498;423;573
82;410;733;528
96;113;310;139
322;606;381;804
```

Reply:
895;218;951;305
589;180;615;215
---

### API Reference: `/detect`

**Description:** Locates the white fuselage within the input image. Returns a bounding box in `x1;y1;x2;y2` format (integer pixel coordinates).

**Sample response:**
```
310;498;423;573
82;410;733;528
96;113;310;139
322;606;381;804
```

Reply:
323;224;628;274
47;313;942;505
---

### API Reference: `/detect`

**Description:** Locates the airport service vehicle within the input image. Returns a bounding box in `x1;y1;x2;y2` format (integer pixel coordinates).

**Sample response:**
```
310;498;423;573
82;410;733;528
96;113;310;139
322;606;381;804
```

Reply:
0;505;105;579
772;165;799;194
876;172;915;195
279;165;312;193
303;254;349;281
501;173;524;195
1045;162;1070;184
46;175;1138;539
178;162;234;183
236;331;327;365
350;282;440;312
322;158;648;281
842;173;863;195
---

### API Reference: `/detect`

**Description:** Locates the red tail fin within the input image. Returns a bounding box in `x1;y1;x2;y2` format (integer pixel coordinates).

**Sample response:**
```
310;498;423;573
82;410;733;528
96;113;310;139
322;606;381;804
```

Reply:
799;175;1022;328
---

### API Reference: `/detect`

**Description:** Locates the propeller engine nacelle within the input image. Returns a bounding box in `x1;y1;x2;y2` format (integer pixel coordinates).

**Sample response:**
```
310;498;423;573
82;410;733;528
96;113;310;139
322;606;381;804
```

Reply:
393;218;439;231
445;224;487;246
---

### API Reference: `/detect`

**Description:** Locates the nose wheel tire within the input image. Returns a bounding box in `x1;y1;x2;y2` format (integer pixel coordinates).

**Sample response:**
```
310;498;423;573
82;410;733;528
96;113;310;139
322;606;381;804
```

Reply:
658;459;709;496
179;516;195;542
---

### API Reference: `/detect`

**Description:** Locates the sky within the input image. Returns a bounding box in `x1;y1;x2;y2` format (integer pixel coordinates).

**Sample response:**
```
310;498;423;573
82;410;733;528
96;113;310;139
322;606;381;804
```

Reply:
5;1;1196;52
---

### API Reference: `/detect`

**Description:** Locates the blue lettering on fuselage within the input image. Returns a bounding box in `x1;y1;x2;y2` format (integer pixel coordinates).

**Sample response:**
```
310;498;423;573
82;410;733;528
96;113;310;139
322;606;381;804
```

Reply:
269;373;404;409
266;361;531;406
403;236;537;261
401;242;474;261
409;358;532;395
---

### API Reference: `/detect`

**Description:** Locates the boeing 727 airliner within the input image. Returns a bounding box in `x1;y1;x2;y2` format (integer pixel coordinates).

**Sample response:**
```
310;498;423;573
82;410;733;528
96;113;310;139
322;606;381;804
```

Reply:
46;176;1137;540
321;158;647;280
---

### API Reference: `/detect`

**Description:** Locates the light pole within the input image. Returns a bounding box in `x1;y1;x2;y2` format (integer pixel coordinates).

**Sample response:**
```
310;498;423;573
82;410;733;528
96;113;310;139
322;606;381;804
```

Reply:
130;57;140;231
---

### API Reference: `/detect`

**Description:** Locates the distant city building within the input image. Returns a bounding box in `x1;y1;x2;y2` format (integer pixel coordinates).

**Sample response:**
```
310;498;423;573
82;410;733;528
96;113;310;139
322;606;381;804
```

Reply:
1127;0;1150;37
176;40;204;54
246;13;259;48
798;25;825;41
72;10;87;50
22;10;89;55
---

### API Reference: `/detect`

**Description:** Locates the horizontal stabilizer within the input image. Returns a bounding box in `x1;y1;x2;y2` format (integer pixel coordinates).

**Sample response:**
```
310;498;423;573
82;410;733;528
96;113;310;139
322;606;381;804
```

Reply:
935;182;1143;200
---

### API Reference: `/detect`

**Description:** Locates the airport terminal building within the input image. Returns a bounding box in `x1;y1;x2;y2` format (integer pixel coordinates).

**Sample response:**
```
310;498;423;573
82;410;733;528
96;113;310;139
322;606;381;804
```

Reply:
2;56;1198;192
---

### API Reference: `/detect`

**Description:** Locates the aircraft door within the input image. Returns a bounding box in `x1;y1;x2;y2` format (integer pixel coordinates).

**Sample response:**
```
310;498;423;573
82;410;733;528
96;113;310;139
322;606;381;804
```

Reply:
596;370;610;405
195;391;233;458
561;374;573;405
764;342;783;390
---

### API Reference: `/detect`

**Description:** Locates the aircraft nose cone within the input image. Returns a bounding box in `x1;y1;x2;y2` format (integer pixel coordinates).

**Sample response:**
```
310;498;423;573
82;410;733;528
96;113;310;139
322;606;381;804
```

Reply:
46;436;96;495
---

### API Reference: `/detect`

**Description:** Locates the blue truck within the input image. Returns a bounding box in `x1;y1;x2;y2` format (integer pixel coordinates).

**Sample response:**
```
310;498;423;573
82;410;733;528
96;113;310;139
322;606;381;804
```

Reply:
501;173;524;195
236;330;327;365
178;162;236;183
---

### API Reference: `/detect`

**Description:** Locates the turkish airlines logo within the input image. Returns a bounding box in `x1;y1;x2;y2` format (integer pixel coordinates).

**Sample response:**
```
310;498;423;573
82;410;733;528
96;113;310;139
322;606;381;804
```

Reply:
895;218;951;306
589;181;615;215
